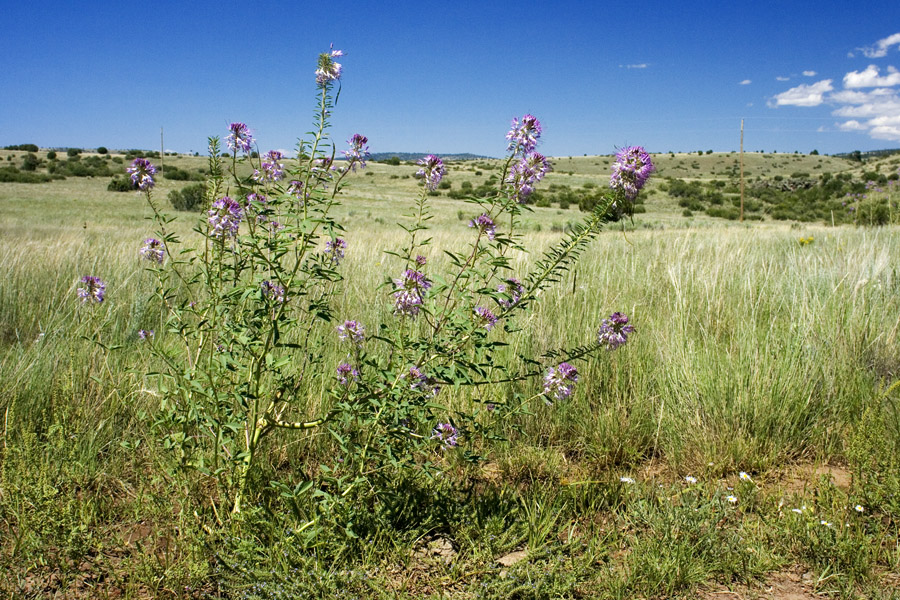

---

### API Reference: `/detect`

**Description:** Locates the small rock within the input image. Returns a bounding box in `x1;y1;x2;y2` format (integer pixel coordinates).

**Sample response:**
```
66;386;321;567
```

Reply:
496;550;528;567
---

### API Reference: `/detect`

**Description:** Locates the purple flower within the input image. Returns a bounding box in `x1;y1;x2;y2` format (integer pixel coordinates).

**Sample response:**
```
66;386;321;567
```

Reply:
287;180;305;200
543;362;578;403
474;306;499;331
408;366;441;396
392;269;431;317
337;320;365;344
598;312;634;350
342;134;369;170
325;238;347;264
138;329;154;340
226;122;254;154
316;45;343;85
497;278;525;308
140;238;165;264
506;114;542;154
431;422;459;448
261;280;286;303
415;155;445;191
469;213;496;240
208;196;243;240
506;152;551;203
253;150;285;182
610;146;655;200
245;193;267;210
336;362;359;387
415;255;427;267
77;275;105;304
127;158;156;191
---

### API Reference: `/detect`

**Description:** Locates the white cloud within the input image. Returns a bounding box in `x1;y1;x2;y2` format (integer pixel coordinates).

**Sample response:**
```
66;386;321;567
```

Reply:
776;76;790;82
770;79;833;107
739;79;751;85
768;34;900;143
837;120;867;131
860;32;900;58
843;64;900;88
620;63;648;69
830;88;900;142
802;70;817;77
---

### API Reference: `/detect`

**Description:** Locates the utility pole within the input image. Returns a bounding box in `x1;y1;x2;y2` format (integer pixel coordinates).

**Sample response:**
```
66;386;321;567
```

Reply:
740;119;745;223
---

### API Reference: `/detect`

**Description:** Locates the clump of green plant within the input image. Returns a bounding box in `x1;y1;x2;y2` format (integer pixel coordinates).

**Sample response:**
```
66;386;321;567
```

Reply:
166;182;207;210
119;48;652;543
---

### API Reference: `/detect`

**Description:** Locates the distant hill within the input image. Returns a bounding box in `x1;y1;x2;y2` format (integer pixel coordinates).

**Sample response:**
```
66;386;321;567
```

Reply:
832;148;900;160
368;152;494;162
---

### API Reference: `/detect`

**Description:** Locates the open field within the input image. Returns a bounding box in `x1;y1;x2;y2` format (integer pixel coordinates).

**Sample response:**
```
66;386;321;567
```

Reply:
2;149;900;598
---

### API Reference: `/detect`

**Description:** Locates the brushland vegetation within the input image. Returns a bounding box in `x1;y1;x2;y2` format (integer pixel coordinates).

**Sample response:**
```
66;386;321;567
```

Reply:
1;140;900;599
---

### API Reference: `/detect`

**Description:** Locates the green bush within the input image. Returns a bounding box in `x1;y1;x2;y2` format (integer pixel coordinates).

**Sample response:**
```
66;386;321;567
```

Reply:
97;146;108;154
107;177;134;192
20;153;40;172
0;166;52;183
4;143;39;152
46;151;57;160
167;183;208;211
66;148;81;158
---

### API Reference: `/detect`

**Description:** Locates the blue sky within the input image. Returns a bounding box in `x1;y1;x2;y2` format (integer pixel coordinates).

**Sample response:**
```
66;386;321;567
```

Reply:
2;1;899;157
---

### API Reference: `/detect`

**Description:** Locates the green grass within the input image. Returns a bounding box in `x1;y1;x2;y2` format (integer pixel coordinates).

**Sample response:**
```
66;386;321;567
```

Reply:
2;152;900;598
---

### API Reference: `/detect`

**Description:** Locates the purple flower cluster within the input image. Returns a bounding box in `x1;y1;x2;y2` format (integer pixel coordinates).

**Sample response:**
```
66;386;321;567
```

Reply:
127;158;156;191
610;146;655;200
140;238;165;264
336;362;359;387
543;362;578;403
287;180;305;201
506;151;551;203
415;255;427;267
253;150;285;182
409;366;441;396
316;46;343;85
342;134;369;170
77;275;105;304
208;196;243;240
392;269;431;317
469;213;496;240
474;306;499;331
245;193;267;210
138;329;154;340
506;114;542;154
431;422;459;448
325;238;347;264
497;278;525;308
226;122;254;154
261;280;286;303
416;155;445;191
598;312;634;350
337;320;365;344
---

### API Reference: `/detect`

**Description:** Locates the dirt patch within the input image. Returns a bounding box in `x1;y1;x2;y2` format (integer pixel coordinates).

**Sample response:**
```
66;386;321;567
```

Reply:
776;463;852;495
698;568;821;600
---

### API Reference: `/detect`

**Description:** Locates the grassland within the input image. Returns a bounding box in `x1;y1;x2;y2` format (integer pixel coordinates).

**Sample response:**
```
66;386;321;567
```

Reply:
1;148;899;599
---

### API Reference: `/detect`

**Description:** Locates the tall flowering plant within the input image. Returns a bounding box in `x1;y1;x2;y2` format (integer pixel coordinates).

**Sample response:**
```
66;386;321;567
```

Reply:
137;48;651;532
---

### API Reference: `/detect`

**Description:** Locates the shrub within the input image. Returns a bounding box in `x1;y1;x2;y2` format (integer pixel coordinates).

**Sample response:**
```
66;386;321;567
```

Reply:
0;166;52;183
3;143;39;152
97;146;108;154
135;48;652;531
107;177;134;192
66;148;81;157
20;153;40;172
167;182;207;211
46;151;57;160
